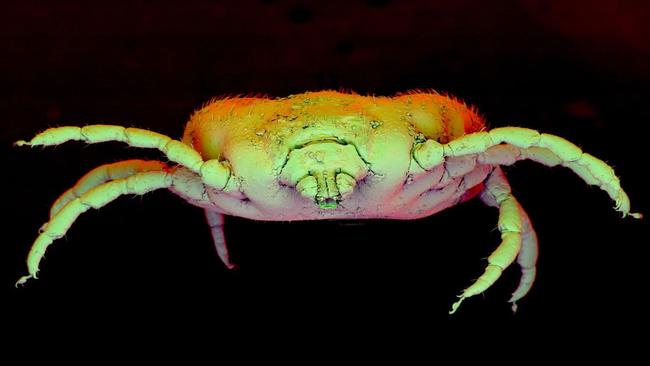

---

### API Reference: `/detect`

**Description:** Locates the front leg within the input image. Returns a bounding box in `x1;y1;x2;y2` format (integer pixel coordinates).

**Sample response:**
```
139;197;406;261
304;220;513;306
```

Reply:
16;125;232;191
441;127;641;218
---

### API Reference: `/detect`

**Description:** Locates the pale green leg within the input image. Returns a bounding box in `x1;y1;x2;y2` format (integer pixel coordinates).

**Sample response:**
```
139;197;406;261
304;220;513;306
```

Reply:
508;205;537;312
477;166;539;313
474;140;645;310
449;167;523;314
441;126;642;313
16;125;231;190
415;127;642;218
49;160;168;218
16;170;173;286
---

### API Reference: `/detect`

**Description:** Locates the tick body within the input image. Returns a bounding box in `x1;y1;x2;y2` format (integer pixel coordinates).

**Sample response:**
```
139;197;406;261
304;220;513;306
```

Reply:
178;91;486;220
15;90;641;313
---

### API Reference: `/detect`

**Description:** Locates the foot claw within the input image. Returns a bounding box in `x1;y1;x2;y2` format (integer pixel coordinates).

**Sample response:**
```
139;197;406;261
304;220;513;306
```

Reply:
449;295;465;315
509;300;518;313
225;262;240;270
15;275;33;287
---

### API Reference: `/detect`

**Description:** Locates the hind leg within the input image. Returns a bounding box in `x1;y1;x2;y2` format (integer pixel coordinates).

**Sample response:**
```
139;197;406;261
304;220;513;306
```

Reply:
507;205;538;312
449;167;524;314
477;167;539;312
205;210;237;270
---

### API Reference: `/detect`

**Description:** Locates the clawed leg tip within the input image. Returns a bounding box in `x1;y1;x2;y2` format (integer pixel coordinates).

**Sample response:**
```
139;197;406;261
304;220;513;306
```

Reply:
15;275;34;287
621;211;643;219
448;295;466;315
509;301;519;313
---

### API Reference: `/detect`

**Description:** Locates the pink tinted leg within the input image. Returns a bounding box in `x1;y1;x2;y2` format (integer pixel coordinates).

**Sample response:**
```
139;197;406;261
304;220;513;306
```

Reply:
205;210;237;270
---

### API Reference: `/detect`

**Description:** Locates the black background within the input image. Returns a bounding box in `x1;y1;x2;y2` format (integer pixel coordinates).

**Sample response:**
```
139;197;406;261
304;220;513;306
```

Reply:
2;0;648;355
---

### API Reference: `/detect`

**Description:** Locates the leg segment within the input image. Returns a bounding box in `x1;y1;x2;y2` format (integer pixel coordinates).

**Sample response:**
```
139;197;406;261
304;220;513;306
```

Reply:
449;167;523;314
15;125;231;190
478;166;539;312
508;205;538;312
50;160;168;217
440;127;641;218
16;170;173;285
205;210;237;269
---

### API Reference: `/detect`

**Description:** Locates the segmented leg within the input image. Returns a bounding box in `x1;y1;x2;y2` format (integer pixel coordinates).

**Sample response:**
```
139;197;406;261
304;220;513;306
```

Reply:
449;167;523;314
205;210;237;269
416;127;641;218
15;125;231;190
478;167;539;313
16;170;173;286
508;205;537;312
50;160;168;217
